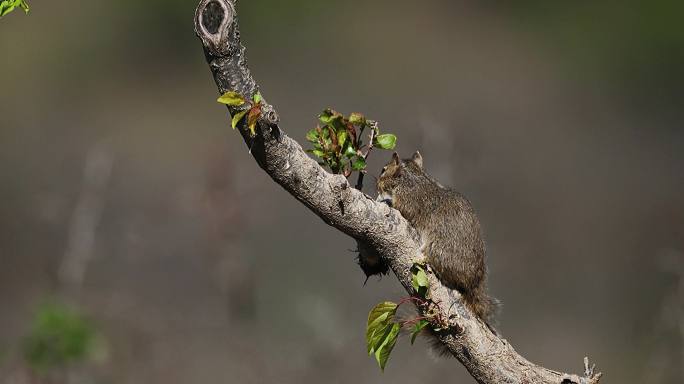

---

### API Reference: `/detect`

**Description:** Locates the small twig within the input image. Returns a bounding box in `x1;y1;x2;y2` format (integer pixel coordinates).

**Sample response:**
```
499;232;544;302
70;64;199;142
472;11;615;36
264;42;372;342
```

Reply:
397;296;430;307
355;121;378;191
584;357;593;377
400;316;431;327
584;356;603;383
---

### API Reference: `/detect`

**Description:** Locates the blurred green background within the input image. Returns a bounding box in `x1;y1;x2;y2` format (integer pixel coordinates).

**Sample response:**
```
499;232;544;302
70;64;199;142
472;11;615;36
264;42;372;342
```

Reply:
1;0;682;383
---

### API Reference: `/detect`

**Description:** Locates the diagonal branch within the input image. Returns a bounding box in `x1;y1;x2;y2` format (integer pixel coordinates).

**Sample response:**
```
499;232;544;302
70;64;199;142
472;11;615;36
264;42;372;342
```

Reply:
193;1;602;383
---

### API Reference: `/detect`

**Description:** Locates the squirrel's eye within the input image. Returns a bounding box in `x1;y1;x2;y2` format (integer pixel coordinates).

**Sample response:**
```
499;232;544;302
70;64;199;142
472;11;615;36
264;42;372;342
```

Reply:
381;166;387;174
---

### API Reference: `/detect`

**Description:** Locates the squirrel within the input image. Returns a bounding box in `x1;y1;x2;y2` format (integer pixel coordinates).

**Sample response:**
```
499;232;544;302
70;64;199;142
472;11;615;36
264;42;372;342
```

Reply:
370;151;498;329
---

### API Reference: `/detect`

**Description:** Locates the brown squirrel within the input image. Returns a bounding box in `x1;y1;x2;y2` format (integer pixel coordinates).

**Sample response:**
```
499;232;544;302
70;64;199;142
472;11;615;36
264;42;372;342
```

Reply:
373;151;498;328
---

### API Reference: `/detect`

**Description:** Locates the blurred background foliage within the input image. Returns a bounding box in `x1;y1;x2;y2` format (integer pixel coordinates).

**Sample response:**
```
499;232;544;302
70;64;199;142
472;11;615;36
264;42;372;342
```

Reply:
496;0;684;112
1;0;682;383
23;303;98;373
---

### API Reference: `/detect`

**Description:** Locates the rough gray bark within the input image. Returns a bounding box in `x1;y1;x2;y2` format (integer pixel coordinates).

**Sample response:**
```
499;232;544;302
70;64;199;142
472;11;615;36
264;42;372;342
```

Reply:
193;1;603;383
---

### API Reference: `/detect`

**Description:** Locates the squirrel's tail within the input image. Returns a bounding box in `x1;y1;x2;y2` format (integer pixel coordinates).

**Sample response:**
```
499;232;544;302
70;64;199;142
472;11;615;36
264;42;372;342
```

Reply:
464;285;501;333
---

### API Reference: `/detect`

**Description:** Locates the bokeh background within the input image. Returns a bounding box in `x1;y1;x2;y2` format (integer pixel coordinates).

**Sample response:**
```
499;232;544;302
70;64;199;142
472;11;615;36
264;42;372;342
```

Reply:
1;0;683;383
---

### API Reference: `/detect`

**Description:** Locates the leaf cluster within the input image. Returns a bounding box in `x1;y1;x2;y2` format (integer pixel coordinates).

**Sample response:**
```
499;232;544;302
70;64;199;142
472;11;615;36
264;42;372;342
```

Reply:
306;109;396;176
366;302;400;371
365;262;433;371
217;91;264;136
0;0;29;17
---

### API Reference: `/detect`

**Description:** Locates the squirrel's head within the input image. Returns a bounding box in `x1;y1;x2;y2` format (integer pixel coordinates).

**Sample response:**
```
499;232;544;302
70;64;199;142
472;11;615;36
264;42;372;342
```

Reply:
376;151;424;206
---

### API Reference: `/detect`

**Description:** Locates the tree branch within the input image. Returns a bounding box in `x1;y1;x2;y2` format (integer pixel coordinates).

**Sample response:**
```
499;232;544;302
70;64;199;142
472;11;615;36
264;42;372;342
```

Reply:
193;1;602;383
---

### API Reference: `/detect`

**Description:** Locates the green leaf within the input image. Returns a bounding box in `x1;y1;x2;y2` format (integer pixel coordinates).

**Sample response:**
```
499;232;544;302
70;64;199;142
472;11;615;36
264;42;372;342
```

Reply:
217;91;246;106
320;126;330;139
374;322;400;371
320;109;345;129
0;0;23;17
367;314;391;354
410;320;430;345
231;110;248;129
306;129;320;143
329;116;346;131
351;156;367;171
308;149;325;158
319;109;336;124
349;113;366;125
366;302;398;354
253;92;262;104
368;320;394;359
344;143;357;158
413;268;429;290
337;130;347;148
374;134;397;150
411;263;429;297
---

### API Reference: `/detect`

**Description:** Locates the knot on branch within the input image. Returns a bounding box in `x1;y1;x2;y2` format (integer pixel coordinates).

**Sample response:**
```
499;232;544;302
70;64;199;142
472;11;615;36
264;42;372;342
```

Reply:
260;103;280;126
194;0;235;56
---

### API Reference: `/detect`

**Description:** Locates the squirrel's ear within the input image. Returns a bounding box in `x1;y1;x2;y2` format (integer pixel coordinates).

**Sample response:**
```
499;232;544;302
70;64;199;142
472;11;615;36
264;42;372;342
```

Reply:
391;152;400;165
411;151;423;168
